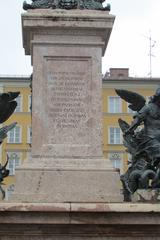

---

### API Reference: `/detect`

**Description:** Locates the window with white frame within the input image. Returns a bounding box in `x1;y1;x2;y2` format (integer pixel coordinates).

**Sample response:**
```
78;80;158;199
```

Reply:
7;126;21;143
15;95;22;112
7;152;21;176
108;96;122;113
28;95;32;112
27;126;32;144
108;152;123;172
109;127;122;144
5;184;15;200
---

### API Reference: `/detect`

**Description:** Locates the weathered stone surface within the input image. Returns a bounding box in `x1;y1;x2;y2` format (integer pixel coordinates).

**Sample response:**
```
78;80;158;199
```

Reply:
133;189;160;203
0;203;160;239
32;52;102;158
1;202;160;213
12;158;121;202
12;175;121;202
21;9;115;158
22;9;115;56
11;9;122;203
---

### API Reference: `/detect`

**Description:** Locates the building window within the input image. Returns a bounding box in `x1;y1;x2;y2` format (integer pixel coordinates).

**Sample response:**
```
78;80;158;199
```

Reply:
5;184;15;200
28;95;31;112
7;152;21;176
27;126;32;144
108;96;121;113
108;152;123;173
109;127;122;144
15;95;22;112
7;126;21;143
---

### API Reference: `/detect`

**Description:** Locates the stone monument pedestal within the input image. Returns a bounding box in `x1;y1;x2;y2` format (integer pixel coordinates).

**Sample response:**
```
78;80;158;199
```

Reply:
2;8;160;240
11;9;122;203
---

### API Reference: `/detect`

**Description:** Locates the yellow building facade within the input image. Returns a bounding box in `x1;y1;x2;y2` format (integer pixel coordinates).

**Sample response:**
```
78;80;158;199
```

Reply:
102;68;160;174
0;75;31;199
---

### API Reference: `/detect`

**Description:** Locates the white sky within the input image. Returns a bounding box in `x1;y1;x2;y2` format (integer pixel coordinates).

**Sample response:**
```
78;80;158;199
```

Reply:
0;0;160;77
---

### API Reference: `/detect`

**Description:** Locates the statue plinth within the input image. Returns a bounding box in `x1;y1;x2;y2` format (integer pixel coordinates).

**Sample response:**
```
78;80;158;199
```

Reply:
132;189;160;203
12;9;122;202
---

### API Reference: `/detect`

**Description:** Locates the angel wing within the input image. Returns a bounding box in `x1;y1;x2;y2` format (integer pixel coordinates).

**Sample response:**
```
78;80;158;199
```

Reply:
115;89;146;112
0;92;20;123
118;118;130;133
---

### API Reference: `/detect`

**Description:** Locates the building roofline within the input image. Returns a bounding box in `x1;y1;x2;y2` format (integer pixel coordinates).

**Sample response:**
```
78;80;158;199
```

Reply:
103;77;160;84
0;75;30;78
0;75;30;82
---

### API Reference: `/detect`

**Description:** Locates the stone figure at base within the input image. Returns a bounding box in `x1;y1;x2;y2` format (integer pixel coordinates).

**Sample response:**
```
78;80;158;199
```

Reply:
116;88;160;201
23;0;111;11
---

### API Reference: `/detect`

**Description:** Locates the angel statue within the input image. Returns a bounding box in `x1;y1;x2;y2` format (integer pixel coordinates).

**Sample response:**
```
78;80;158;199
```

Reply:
0;91;20;199
116;88;160;202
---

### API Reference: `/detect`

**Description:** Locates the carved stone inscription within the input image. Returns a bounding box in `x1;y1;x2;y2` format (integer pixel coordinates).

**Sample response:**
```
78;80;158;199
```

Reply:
45;58;91;144
48;72;86;129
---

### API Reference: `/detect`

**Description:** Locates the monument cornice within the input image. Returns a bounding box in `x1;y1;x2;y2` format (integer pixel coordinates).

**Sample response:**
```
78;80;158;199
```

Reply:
22;9;115;56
